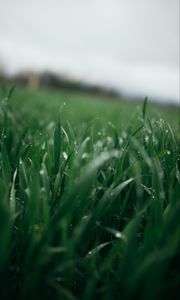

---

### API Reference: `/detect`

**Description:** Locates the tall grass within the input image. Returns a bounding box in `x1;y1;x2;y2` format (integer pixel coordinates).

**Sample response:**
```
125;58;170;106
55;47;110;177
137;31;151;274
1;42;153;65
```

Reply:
0;87;179;300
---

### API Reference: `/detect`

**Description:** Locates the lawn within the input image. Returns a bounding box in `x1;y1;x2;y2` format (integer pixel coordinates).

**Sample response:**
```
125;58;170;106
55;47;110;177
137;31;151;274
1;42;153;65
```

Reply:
5;85;179;129
0;84;179;300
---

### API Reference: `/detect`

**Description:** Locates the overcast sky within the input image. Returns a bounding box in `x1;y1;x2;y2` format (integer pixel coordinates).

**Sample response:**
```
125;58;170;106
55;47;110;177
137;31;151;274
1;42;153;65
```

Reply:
0;0;179;103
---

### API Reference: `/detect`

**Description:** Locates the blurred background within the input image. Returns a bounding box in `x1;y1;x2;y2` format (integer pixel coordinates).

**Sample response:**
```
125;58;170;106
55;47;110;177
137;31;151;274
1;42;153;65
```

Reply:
0;0;179;104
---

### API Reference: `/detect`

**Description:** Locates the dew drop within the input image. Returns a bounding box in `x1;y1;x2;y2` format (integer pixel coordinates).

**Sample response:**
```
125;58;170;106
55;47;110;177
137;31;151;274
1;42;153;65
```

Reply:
63;152;68;160
115;232;122;238
40;169;44;175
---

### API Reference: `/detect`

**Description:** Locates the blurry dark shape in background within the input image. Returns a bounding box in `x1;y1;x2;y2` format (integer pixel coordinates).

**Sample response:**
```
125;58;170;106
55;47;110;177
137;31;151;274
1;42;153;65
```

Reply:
0;70;120;98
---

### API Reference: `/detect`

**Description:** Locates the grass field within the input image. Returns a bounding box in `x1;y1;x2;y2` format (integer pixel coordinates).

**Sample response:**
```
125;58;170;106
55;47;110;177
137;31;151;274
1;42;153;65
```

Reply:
7;86;179;128
0;85;180;300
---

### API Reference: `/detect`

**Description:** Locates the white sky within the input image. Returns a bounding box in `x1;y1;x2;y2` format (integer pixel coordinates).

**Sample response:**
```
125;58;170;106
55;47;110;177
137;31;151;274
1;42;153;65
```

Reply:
0;0;179;103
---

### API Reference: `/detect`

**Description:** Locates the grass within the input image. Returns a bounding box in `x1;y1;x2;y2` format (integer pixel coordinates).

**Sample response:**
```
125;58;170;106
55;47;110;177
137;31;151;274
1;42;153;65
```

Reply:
1;85;178;129
0;85;180;300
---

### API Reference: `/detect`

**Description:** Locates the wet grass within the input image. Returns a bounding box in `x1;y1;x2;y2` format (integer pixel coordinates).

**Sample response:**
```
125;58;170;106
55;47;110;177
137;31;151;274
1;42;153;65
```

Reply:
0;85;179;300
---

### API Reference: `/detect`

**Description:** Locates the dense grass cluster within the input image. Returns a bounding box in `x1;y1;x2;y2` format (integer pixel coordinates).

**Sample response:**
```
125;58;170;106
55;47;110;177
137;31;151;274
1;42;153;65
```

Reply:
0;87;180;300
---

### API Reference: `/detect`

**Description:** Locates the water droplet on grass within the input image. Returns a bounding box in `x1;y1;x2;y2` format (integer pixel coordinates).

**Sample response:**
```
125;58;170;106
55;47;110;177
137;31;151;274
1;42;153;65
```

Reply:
63;152;68;160
40;169;44;175
115;232;122;238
